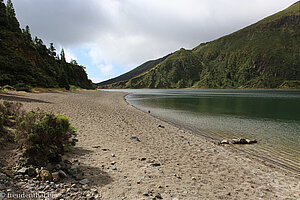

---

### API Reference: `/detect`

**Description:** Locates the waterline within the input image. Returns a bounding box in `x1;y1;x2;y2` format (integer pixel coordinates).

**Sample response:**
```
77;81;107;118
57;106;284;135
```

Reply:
103;89;300;172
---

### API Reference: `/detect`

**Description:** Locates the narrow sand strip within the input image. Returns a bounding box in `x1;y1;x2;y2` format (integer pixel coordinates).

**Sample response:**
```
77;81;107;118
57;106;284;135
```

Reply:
3;90;299;199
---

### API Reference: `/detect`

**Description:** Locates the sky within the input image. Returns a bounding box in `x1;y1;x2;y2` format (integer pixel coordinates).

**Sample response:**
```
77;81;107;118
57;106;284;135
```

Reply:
10;0;298;83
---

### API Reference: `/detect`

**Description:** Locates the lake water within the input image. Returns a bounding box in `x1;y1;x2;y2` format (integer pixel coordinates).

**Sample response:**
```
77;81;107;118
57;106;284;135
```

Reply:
104;89;300;173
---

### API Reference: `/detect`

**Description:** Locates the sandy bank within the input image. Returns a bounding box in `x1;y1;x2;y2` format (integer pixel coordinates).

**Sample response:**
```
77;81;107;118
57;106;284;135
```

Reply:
2;90;299;199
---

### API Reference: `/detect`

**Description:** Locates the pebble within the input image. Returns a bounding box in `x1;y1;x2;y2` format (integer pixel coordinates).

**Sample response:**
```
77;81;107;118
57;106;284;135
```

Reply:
17;167;28;174
79;178;89;185
174;174;181;179
130;135;140;142
111;161;116;165
111;154;115;157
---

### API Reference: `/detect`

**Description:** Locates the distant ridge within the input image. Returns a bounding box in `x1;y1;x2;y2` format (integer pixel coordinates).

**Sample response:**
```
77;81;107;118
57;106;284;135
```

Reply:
97;54;170;86
99;1;300;89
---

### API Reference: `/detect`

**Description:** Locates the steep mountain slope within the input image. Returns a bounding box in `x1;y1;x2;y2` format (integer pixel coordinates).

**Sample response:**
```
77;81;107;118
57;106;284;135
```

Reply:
102;1;300;89
0;1;93;90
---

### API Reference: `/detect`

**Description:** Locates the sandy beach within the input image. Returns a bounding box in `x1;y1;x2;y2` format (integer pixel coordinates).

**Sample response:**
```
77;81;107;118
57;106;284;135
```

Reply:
1;90;299;199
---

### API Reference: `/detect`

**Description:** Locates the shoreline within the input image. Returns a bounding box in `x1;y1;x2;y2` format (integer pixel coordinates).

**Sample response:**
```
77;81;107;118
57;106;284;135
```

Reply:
124;92;300;175
1;90;299;199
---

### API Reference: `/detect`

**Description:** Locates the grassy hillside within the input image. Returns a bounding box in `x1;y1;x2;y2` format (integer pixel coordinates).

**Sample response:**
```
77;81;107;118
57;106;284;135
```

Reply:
0;1;93;90
97;54;170;87
102;1;300;89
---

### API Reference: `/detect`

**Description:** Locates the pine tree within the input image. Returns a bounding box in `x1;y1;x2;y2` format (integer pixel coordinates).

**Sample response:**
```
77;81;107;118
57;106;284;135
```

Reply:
6;0;15;17
60;48;66;62
49;43;56;57
0;0;8;28
22;25;32;42
5;0;20;31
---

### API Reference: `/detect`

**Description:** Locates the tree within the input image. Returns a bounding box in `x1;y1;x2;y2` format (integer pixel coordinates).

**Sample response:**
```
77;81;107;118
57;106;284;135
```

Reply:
70;59;78;65
6;0;15;17
0;0;8;28
60;48;66;62
49;43;56;57
22;25;32;42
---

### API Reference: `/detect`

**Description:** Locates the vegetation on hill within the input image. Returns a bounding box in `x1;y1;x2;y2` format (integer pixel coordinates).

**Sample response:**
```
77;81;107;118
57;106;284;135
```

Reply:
0;0;94;90
100;1;300;89
97;54;171;87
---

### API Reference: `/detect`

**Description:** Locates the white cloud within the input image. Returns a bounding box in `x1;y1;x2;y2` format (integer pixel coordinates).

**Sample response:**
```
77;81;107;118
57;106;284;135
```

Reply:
97;63;114;76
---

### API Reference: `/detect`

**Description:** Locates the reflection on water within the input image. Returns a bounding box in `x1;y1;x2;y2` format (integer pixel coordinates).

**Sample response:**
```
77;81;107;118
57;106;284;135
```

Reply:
104;89;300;172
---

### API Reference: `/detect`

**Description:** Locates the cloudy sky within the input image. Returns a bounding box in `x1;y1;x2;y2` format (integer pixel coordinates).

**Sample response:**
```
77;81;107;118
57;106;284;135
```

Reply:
11;0;297;83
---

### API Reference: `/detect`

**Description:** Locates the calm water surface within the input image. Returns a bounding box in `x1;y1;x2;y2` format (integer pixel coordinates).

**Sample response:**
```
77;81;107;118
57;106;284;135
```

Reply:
104;89;300;172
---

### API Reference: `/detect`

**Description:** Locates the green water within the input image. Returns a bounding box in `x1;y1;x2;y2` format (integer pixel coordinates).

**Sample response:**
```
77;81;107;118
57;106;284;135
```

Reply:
104;89;300;172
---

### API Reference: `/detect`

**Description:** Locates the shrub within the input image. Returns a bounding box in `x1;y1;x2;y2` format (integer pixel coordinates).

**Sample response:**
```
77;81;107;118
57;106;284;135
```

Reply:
16;110;77;165
0;101;23;126
0;85;15;92
14;83;32;92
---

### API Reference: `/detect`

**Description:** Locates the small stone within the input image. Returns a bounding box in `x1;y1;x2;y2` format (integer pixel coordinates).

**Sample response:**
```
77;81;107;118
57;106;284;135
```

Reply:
28;167;36;177
74;159;79;162
239;138;248;144
151;163;161;167
92;145;101;148
148;110;151;113
16;182;26;187
111;154;115;157
112;166;117;170
232;138;240;144
70;165;79;175
58;170;68;178
40;170;52;182
154;192;163;199
52;172;60;180
79;179;89;185
191;177;196;180
246;139;257;144
111;161;116;165
98;163;104;168
174;174;181;179
14;174;23;180
140;157;146;161
56;164;62;170
143;192;149;196
55;193;63;199
91;188;98;193
158;125;165;128
220;140;229;144
156;185;163;189
17;167;28;174
130;135;140;142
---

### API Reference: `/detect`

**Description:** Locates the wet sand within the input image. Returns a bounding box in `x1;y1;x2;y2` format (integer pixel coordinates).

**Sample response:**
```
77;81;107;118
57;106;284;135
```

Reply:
2;90;299;199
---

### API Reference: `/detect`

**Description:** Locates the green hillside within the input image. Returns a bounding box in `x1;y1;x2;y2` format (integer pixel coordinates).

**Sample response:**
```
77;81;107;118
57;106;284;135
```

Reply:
97;54;170;87
0;1;93;90
101;1;300;89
